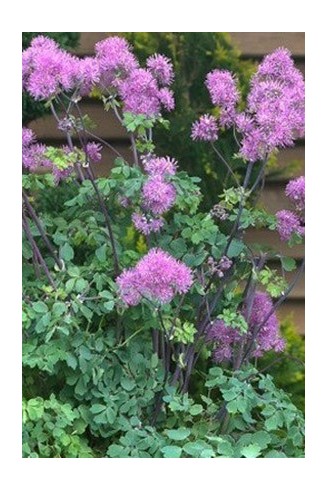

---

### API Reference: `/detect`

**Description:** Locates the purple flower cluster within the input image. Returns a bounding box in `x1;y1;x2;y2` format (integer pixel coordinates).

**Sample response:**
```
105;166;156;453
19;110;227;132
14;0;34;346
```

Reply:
207;256;232;278
85;142;103;163
240;48;305;161
191;114;218;142
276;175;305;241
206;291;285;363
285;175;305;212
23;35;175;118
23;36;79;100
22;127;102;183
146;54;174;86
131;155;177;236
205;70;239;127
95;36;138;89
118;68;174;116
193;48;305;163
141;175;176;215
143;155;177;177
22;128;51;170
132;213;164;235
116;248;193;305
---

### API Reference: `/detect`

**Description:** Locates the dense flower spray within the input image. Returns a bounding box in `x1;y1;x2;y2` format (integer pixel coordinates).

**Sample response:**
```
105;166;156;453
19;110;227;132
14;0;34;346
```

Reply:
143;156;178;177
22;36;79;100
206;292;285;362
22;128;51;170
132;213;164;235
276;175;305;241
141;175;176;215
192;48;305;162
191;115;218;142
285;176;305;212
116;248;193;305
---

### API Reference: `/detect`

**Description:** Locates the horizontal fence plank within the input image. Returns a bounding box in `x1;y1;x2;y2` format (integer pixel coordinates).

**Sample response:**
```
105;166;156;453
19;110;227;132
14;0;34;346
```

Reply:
28;101;128;141
75;32;305;59
229;32;305;57
245;228;304;259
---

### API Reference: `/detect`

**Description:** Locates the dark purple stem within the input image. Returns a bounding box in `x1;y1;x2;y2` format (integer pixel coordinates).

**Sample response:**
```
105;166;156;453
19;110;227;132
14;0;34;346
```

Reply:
23;191;62;270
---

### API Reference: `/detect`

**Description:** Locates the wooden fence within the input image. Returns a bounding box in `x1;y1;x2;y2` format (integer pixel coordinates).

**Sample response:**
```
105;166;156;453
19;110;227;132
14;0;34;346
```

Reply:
28;32;305;333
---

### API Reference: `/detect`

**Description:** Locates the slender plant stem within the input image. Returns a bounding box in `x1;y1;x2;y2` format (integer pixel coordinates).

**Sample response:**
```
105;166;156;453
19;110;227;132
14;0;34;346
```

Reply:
83;129;124;159
49;101;85;182
211;143;240;187
22;212;56;289
23;191;62;270
85;166;120;276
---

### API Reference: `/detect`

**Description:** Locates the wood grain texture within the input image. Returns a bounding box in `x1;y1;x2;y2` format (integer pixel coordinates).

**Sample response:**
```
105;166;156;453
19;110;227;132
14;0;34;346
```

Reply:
75;32;305;58
230;32;305;57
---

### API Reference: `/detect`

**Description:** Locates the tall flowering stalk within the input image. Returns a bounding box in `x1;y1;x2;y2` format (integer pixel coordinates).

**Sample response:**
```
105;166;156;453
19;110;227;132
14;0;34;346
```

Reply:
22;35;305;407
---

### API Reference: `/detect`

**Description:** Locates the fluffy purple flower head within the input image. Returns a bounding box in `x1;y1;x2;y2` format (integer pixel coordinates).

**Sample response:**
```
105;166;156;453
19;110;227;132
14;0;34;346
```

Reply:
146;54;174;86
142;175;176;214
241;48;305;158
206;292;285;363
116;248;193;306
52;166;74;184
22;127;51;170
77;57;101;96
22;128;35;147
132;213;164;236
256;47;299;85
85;142;103;163
191;114;218;142
240;129;267;162
276;210;304;241
95;36;138;88
158;88;175;111
143;156;178;177
205;70;239;127
285;176;305;211
119;69;174;117
119;68;161;116
23;35;79;100
245;292;285;356
206;319;240;363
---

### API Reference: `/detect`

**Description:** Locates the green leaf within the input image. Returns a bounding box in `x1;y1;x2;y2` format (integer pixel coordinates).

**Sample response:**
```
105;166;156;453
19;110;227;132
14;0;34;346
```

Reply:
161;446;182;458
222;389;238;402
183;441;208;457
107;444;125;458
281;256;297;272
240;443;262;458
66;353;78;370
170;238;187;256
32;301;48;314
252;431;271;449
26;398;44;421
106;406;116;424
265;450;287;458
120;378;136;391
167;427;191;441
60;243;74;261
189;404;203;416
103;300;115;311
90;404;107;414
265;413;283;431
227;239;245;258
200;448;215;458
52;302;67;316
96;244;107;263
